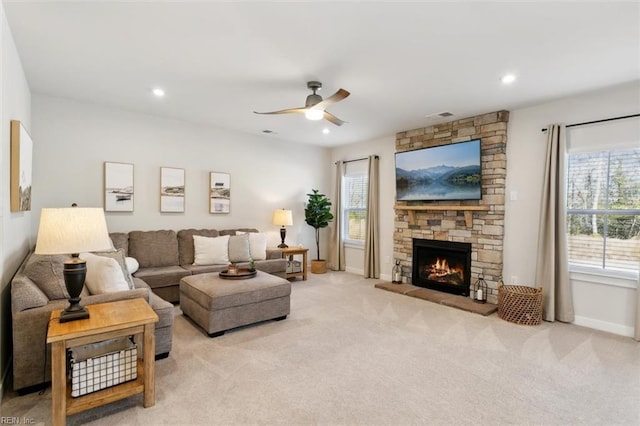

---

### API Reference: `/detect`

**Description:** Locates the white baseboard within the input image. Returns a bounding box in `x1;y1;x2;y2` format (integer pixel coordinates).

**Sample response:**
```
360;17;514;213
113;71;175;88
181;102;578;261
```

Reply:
573;315;634;337
345;266;364;275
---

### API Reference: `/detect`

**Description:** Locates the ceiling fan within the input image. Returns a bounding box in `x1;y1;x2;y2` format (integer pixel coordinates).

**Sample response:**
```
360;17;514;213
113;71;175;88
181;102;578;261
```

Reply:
254;81;350;126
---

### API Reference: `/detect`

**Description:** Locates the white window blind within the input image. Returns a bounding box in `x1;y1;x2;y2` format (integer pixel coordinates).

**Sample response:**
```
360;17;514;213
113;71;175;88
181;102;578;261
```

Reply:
343;160;368;244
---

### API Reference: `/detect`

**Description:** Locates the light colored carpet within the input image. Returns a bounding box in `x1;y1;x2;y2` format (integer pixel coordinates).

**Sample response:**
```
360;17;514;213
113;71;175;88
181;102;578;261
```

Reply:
2;271;639;425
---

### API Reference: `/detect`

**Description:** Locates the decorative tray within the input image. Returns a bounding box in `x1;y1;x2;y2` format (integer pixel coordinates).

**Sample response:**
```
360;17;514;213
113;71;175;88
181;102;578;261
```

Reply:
219;268;257;280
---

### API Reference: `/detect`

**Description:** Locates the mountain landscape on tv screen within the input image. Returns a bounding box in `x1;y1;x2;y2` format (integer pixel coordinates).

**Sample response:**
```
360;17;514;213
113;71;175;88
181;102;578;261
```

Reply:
396;164;481;201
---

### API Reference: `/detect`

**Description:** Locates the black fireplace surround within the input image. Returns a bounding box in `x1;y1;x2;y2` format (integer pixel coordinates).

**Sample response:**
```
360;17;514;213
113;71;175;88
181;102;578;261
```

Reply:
412;239;472;296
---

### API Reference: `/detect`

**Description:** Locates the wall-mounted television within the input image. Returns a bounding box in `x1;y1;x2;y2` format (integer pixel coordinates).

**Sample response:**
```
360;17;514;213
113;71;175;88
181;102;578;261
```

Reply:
395;139;482;201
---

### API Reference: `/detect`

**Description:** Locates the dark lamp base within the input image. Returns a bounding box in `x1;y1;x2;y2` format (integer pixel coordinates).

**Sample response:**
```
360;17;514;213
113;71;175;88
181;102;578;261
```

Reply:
278;243;289;248
59;307;90;323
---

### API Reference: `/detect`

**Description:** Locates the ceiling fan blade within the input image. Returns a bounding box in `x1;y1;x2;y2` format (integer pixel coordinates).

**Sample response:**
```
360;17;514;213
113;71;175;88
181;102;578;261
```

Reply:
253;107;307;115
323;111;346;126
314;88;350;110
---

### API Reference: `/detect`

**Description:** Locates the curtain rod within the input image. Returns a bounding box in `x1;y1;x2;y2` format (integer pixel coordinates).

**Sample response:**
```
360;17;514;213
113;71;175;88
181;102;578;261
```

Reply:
541;113;640;132
335;155;379;165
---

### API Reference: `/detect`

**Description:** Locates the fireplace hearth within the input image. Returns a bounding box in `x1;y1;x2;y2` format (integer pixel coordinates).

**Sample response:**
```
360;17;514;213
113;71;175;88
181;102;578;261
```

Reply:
412;239;472;297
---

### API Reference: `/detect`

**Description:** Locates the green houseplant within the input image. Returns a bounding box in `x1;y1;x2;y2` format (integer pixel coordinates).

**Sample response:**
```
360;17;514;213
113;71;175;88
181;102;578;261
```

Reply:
304;189;334;274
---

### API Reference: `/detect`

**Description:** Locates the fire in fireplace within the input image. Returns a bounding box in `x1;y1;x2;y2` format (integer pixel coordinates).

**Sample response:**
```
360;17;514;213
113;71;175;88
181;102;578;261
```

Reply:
412;239;472;296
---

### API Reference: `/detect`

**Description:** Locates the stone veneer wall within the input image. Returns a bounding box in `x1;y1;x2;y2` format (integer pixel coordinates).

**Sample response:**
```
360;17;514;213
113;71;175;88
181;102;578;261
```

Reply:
393;110;509;303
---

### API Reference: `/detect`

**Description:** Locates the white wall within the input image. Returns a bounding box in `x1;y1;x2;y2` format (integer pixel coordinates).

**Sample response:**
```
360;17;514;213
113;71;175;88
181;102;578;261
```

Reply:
1;3;32;400
31;95;332;254
504;80;640;336
329;135;396;280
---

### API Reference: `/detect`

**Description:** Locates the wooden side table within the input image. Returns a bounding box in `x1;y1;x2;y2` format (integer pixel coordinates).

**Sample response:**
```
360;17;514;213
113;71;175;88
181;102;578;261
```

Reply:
281;247;308;281
47;298;158;426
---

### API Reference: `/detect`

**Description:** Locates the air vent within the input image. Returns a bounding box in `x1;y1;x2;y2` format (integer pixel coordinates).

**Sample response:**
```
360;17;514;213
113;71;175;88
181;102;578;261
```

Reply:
424;111;454;119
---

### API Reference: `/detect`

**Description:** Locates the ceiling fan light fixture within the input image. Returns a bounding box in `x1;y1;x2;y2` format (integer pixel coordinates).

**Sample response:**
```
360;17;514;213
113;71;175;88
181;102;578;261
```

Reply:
305;109;324;121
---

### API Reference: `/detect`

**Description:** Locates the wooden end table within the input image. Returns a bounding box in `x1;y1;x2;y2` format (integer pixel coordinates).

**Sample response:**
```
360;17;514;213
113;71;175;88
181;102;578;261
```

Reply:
280;247;308;281
47;298;158;426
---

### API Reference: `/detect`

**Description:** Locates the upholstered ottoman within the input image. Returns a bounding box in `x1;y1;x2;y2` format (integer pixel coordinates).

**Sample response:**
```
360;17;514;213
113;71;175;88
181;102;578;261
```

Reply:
179;271;291;337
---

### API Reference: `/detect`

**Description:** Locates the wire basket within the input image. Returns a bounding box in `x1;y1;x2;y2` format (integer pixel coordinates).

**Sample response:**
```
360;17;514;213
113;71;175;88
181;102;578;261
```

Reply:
497;280;543;326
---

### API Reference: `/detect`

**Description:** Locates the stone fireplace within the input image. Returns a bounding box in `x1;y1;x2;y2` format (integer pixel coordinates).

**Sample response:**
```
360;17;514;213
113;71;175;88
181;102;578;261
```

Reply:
393;111;508;303
412;238;471;297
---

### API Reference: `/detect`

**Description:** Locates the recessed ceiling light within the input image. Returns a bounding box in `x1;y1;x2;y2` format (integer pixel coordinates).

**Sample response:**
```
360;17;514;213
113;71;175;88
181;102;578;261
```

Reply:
501;74;516;85
152;87;165;98
262;129;276;134
322;128;330;135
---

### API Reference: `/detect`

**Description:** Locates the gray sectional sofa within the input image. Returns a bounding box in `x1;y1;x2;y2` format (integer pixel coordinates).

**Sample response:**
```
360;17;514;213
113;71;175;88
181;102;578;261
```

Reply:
110;228;287;303
11;253;174;393
10;227;285;393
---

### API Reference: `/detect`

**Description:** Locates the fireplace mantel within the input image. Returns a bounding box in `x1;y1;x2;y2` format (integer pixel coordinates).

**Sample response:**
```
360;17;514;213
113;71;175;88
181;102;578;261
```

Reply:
394;204;490;227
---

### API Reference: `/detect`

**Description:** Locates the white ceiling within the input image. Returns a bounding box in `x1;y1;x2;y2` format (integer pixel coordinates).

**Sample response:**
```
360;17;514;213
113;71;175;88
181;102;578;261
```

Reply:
4;1;639;147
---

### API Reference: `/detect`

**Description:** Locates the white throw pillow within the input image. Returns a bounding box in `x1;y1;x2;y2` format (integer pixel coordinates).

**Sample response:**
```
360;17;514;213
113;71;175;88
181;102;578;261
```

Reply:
193;235;230;265
237;231;268;260
82;252;131;294
125;257;139;274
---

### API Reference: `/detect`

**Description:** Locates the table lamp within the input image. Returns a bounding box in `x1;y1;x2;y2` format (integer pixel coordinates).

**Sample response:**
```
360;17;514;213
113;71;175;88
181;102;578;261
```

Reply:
272;209;293;248
34;207;112;322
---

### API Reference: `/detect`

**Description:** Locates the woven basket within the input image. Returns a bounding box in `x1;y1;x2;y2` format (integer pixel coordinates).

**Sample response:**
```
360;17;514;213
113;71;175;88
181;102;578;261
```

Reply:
497;281;543;326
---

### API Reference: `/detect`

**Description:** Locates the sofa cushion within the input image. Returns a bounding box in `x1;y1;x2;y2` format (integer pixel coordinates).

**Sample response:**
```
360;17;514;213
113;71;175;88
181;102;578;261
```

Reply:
193;235;229;265
129;230;179;268
133;266;191;290
109;232;129;256
23;254;70;300
177;229;220;266
134;279;174;328
182;264;227;275
228;234;251;262
82;252;131;295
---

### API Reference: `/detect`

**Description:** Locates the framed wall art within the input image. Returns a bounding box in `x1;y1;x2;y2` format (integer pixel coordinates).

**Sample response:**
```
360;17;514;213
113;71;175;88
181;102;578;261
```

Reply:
10;120;33;212
209;172;230;214
104;162;134;212
160;167;185;213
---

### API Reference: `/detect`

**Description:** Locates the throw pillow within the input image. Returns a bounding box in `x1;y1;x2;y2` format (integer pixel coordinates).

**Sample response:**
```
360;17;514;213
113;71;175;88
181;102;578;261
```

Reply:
23;254;69;300
91;248;135;290
237;231;268;260
82;252;131;295
228;234;251;262
125;257;139;274
193;235;229;265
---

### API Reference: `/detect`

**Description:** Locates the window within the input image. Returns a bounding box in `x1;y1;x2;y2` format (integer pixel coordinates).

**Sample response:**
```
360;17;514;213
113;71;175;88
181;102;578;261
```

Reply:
566;148;640;272
343;161;368;245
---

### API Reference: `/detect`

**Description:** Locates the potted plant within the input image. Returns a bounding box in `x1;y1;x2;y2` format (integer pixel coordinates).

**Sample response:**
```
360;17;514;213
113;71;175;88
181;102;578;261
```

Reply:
304;189;334;274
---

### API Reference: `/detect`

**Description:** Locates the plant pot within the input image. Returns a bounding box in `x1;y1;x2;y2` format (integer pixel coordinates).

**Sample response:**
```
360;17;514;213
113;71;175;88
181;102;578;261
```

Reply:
311;260;327;274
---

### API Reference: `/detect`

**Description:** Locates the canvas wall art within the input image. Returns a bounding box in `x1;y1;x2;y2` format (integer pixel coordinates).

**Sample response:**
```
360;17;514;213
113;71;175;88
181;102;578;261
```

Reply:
104;162;134;212
10;120;33;212
160;167;185;213
209;172;230;214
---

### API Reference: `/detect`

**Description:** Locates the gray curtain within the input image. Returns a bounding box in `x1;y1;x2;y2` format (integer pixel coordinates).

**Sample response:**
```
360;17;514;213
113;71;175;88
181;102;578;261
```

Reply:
329;161;345;271
364;155;379;278
535;124;574;322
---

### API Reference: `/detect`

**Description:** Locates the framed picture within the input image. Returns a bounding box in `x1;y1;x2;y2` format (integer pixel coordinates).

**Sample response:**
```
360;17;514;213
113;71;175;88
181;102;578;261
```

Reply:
10;120;33;212
104;162;134;212
209;172;230;214
160;167;185;213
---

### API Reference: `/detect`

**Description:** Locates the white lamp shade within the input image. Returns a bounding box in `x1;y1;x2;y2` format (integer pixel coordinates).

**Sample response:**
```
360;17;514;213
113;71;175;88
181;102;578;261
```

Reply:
272;209;293;227
35;208;113;255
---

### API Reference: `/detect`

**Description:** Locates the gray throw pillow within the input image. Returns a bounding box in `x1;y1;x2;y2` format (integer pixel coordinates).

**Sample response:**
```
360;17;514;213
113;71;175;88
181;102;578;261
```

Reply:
23;254;70;300
228;234;251;263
